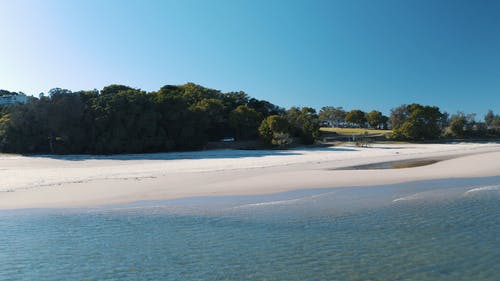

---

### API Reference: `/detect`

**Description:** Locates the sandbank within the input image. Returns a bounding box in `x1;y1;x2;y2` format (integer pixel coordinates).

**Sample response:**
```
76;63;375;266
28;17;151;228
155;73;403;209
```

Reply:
1;142;500;209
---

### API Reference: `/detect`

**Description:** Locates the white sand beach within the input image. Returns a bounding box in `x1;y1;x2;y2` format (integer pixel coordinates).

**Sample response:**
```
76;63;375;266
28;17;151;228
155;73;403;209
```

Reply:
1;142;500;209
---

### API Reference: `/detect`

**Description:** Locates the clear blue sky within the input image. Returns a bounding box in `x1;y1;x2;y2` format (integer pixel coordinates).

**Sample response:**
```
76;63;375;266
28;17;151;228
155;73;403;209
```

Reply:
1;0;499;117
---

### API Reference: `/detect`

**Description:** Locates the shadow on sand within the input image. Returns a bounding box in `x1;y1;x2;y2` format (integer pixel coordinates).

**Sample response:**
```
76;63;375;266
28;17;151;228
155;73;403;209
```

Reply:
23;146;359;161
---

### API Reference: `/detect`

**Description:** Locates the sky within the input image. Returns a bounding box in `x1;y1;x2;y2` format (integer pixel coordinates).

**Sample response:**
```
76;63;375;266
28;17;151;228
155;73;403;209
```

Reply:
0;0;499;117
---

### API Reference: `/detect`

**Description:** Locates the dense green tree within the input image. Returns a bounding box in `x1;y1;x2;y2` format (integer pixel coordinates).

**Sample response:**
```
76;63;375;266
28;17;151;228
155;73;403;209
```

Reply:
191;98;227;140
182;83;223;105
393;104;443;140
156;84;184;98
0;89;86;153
89;88;164;153
4;82;496;155
1;83;290;153
259;115;291;144
153;87;205;150
345;110;366;127
389;105;409;129
229;105;261;140
45;89;86;153
365;110;388;129
222;91;249;110
447;113;467;138
286;107;320;144
318;106;346;127
76;89;99;101
247;98;284;117
446;112;485;138
100;84;135;96
0;99;50;152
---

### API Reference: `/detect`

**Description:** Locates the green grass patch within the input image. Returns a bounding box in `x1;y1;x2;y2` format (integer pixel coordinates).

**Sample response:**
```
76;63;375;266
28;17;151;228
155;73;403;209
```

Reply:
320;127;392;136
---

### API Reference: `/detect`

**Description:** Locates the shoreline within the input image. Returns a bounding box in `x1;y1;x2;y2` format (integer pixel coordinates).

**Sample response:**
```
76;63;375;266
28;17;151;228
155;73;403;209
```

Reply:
1;142;500;210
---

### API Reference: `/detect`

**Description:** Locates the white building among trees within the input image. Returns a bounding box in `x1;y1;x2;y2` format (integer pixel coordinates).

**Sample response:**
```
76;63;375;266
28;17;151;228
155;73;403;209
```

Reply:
0;94;28;106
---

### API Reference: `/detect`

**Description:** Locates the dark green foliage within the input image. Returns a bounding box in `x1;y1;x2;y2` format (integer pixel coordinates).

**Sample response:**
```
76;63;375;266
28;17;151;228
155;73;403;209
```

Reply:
389;105;409;129
345;110;367;128
444;112;481;138
447;113;467;138
258;115;291;143
442;112;499;139
0;83;285;154
222;92;250;110
258;107;320;146
191;98;227;141
286;107;320;144
0;100;49;153
182;83;223;105
229;105;262;140
152;87;204;150
248;98;285;117
366;110;388;129
100;84;136;96
89;89;165;154
46;90;87;153
392;104;443;140
4;82;493;154
0;89;21;96
318;106;346;127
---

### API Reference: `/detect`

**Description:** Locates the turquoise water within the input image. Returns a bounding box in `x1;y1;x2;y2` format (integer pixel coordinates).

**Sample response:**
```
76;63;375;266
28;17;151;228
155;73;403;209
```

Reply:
1;177;499;280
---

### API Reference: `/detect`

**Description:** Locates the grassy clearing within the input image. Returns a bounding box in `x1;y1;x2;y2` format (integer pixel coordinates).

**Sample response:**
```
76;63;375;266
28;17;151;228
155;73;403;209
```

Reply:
320;127;392;136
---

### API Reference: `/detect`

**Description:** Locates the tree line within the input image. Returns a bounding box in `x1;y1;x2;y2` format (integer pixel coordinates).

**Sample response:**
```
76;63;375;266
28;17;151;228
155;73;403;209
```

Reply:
0;84;499;154
319;106;389;129
318;105;500;140
0;84;319;154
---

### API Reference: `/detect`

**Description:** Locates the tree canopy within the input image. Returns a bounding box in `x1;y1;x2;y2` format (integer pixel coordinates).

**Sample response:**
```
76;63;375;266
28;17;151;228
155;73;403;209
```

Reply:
365;110;388;129
0;83;498;154
391;104;444;140
286;107;321;145
318;106;346;127
345;110;367;128
0;83;320;154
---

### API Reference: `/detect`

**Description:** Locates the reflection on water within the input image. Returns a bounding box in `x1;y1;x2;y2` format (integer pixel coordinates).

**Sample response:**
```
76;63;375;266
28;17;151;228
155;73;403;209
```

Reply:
0;177;499;280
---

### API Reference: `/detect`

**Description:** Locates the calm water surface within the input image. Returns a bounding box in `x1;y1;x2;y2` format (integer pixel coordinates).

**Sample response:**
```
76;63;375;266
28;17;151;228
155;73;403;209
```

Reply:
1;177;499;280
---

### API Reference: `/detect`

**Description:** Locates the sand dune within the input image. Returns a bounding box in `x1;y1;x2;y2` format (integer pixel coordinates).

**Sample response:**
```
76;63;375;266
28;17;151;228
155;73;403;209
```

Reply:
1;142;500;209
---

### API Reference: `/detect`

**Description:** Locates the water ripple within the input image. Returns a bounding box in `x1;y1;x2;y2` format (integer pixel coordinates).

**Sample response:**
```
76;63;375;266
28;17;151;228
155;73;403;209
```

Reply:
0;177;499;280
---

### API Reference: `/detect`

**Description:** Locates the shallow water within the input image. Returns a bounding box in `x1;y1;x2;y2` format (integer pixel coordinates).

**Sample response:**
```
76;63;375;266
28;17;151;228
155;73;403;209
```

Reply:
1;177;499;280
